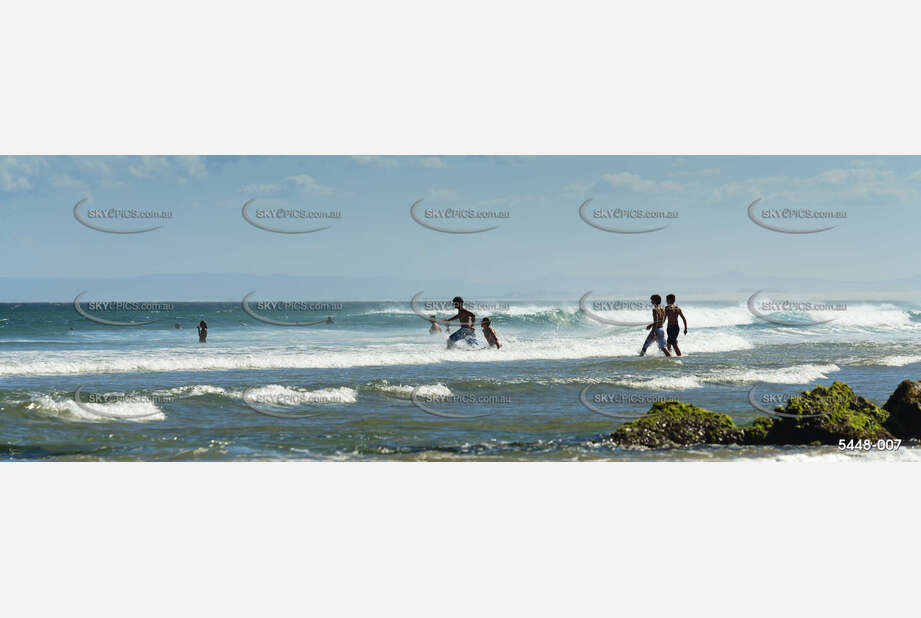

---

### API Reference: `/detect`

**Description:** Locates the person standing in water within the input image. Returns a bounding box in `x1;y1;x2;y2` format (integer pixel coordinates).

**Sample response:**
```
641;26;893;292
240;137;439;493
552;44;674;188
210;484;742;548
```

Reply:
639;294;670;357
197;320;208;343
428;314;442;334
664;293;688;356
442;296;477;349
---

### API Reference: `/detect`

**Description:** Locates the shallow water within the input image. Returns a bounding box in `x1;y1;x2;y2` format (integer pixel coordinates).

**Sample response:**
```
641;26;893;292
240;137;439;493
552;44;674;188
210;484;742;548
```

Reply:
2;300;919;461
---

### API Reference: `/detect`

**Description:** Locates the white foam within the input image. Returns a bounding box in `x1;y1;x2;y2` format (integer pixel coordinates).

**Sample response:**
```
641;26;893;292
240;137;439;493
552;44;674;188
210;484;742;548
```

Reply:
495;304;577;317
160;384;234;397
754;299;915;328
371;381;453;398
710;363;841;384
610;363;840;391
25;394;165;422
871;355;921;367
616;376;704;390
0;331;754;376
825;303;914;327
735;446;921;463
361;304;578;318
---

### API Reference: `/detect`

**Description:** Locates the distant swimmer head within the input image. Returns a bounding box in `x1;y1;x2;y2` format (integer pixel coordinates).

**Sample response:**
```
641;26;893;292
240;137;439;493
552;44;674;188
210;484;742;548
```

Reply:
452;296;463;308
481;317;491;326
650;294;662;306
666;294;676;304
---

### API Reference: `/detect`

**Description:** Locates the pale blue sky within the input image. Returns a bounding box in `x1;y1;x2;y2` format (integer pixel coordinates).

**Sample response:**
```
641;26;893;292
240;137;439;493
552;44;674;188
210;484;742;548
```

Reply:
1;156;919;299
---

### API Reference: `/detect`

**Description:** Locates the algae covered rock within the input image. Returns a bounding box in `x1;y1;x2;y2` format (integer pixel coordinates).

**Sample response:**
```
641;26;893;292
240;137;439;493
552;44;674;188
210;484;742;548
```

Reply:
740;416;775;444
744;381;892;445
610;401;743;448
883;380;921;438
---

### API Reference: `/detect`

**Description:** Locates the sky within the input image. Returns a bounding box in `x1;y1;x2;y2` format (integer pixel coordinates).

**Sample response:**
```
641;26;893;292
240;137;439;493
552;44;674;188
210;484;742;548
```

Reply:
1;155;920;300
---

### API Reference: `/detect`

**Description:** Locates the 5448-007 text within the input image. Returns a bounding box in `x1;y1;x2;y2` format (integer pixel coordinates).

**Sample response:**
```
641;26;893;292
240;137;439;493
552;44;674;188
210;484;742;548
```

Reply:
838;439;901;451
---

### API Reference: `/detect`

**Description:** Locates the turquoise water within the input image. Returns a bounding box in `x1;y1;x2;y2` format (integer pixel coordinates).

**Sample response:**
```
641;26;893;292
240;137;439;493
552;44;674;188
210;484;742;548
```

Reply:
2;300;920;460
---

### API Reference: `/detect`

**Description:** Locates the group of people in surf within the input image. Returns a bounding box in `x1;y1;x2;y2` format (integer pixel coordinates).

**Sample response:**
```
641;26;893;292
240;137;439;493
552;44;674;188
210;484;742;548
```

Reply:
427;293;689;355
427;296;501;350
639;294;688;357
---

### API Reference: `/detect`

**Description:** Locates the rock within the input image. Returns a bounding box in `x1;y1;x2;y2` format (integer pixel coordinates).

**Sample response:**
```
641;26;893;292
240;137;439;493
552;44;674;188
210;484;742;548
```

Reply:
606;382;903;448
743;381;893;445
610;401;743;448
740;416;775;444
883;380;921;438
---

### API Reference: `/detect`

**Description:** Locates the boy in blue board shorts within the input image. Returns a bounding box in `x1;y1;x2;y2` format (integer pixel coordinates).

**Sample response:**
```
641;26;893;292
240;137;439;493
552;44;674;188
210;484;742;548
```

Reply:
443;296;478;349
664;293;688;357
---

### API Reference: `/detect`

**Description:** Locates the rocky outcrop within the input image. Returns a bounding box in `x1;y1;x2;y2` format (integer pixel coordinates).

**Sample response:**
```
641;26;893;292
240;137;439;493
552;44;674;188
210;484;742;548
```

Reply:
610;401;743;448
743;382;892;445
608;381;900;448
883;380;921;438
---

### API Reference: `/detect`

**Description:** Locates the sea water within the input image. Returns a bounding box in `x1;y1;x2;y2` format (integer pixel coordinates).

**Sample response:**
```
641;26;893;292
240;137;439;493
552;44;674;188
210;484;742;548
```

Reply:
1;300;920;461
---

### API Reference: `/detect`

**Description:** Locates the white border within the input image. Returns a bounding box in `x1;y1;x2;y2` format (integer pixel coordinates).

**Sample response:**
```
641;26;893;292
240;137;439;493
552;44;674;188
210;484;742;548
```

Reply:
4;1;921;615
4;463;920;616
3;1;920;154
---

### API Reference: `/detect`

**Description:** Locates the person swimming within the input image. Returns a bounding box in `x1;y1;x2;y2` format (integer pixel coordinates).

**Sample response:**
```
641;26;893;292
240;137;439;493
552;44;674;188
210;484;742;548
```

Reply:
664;293;688;356
197;320;208;343
639;294;670;357
428;314;442;334
442;296;477;349
481;317;501;349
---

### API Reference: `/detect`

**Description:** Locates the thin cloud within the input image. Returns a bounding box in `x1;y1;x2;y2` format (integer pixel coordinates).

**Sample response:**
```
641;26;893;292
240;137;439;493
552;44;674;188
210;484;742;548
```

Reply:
0;157;46;192
241;183;283;194
418;157;447;169
428;188;460;201
599;172;686;194
712;167;919;202
351;155;399;168
285;174;334;195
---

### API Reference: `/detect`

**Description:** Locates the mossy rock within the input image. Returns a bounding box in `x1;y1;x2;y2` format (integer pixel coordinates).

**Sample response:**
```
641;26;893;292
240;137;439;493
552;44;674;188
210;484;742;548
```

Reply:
610;401;743;448
741;416;775;444
883;380;921;438
743;381;892;445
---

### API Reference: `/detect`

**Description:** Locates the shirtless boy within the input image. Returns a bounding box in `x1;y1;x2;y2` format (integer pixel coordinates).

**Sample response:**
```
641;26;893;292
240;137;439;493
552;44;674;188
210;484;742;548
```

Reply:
639;294;670;357
481;317;501;349
664;293;688;356
443;296;477;349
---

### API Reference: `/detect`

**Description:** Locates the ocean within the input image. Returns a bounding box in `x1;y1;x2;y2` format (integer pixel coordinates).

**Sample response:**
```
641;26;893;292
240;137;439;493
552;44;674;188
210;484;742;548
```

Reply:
2;299;920;461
